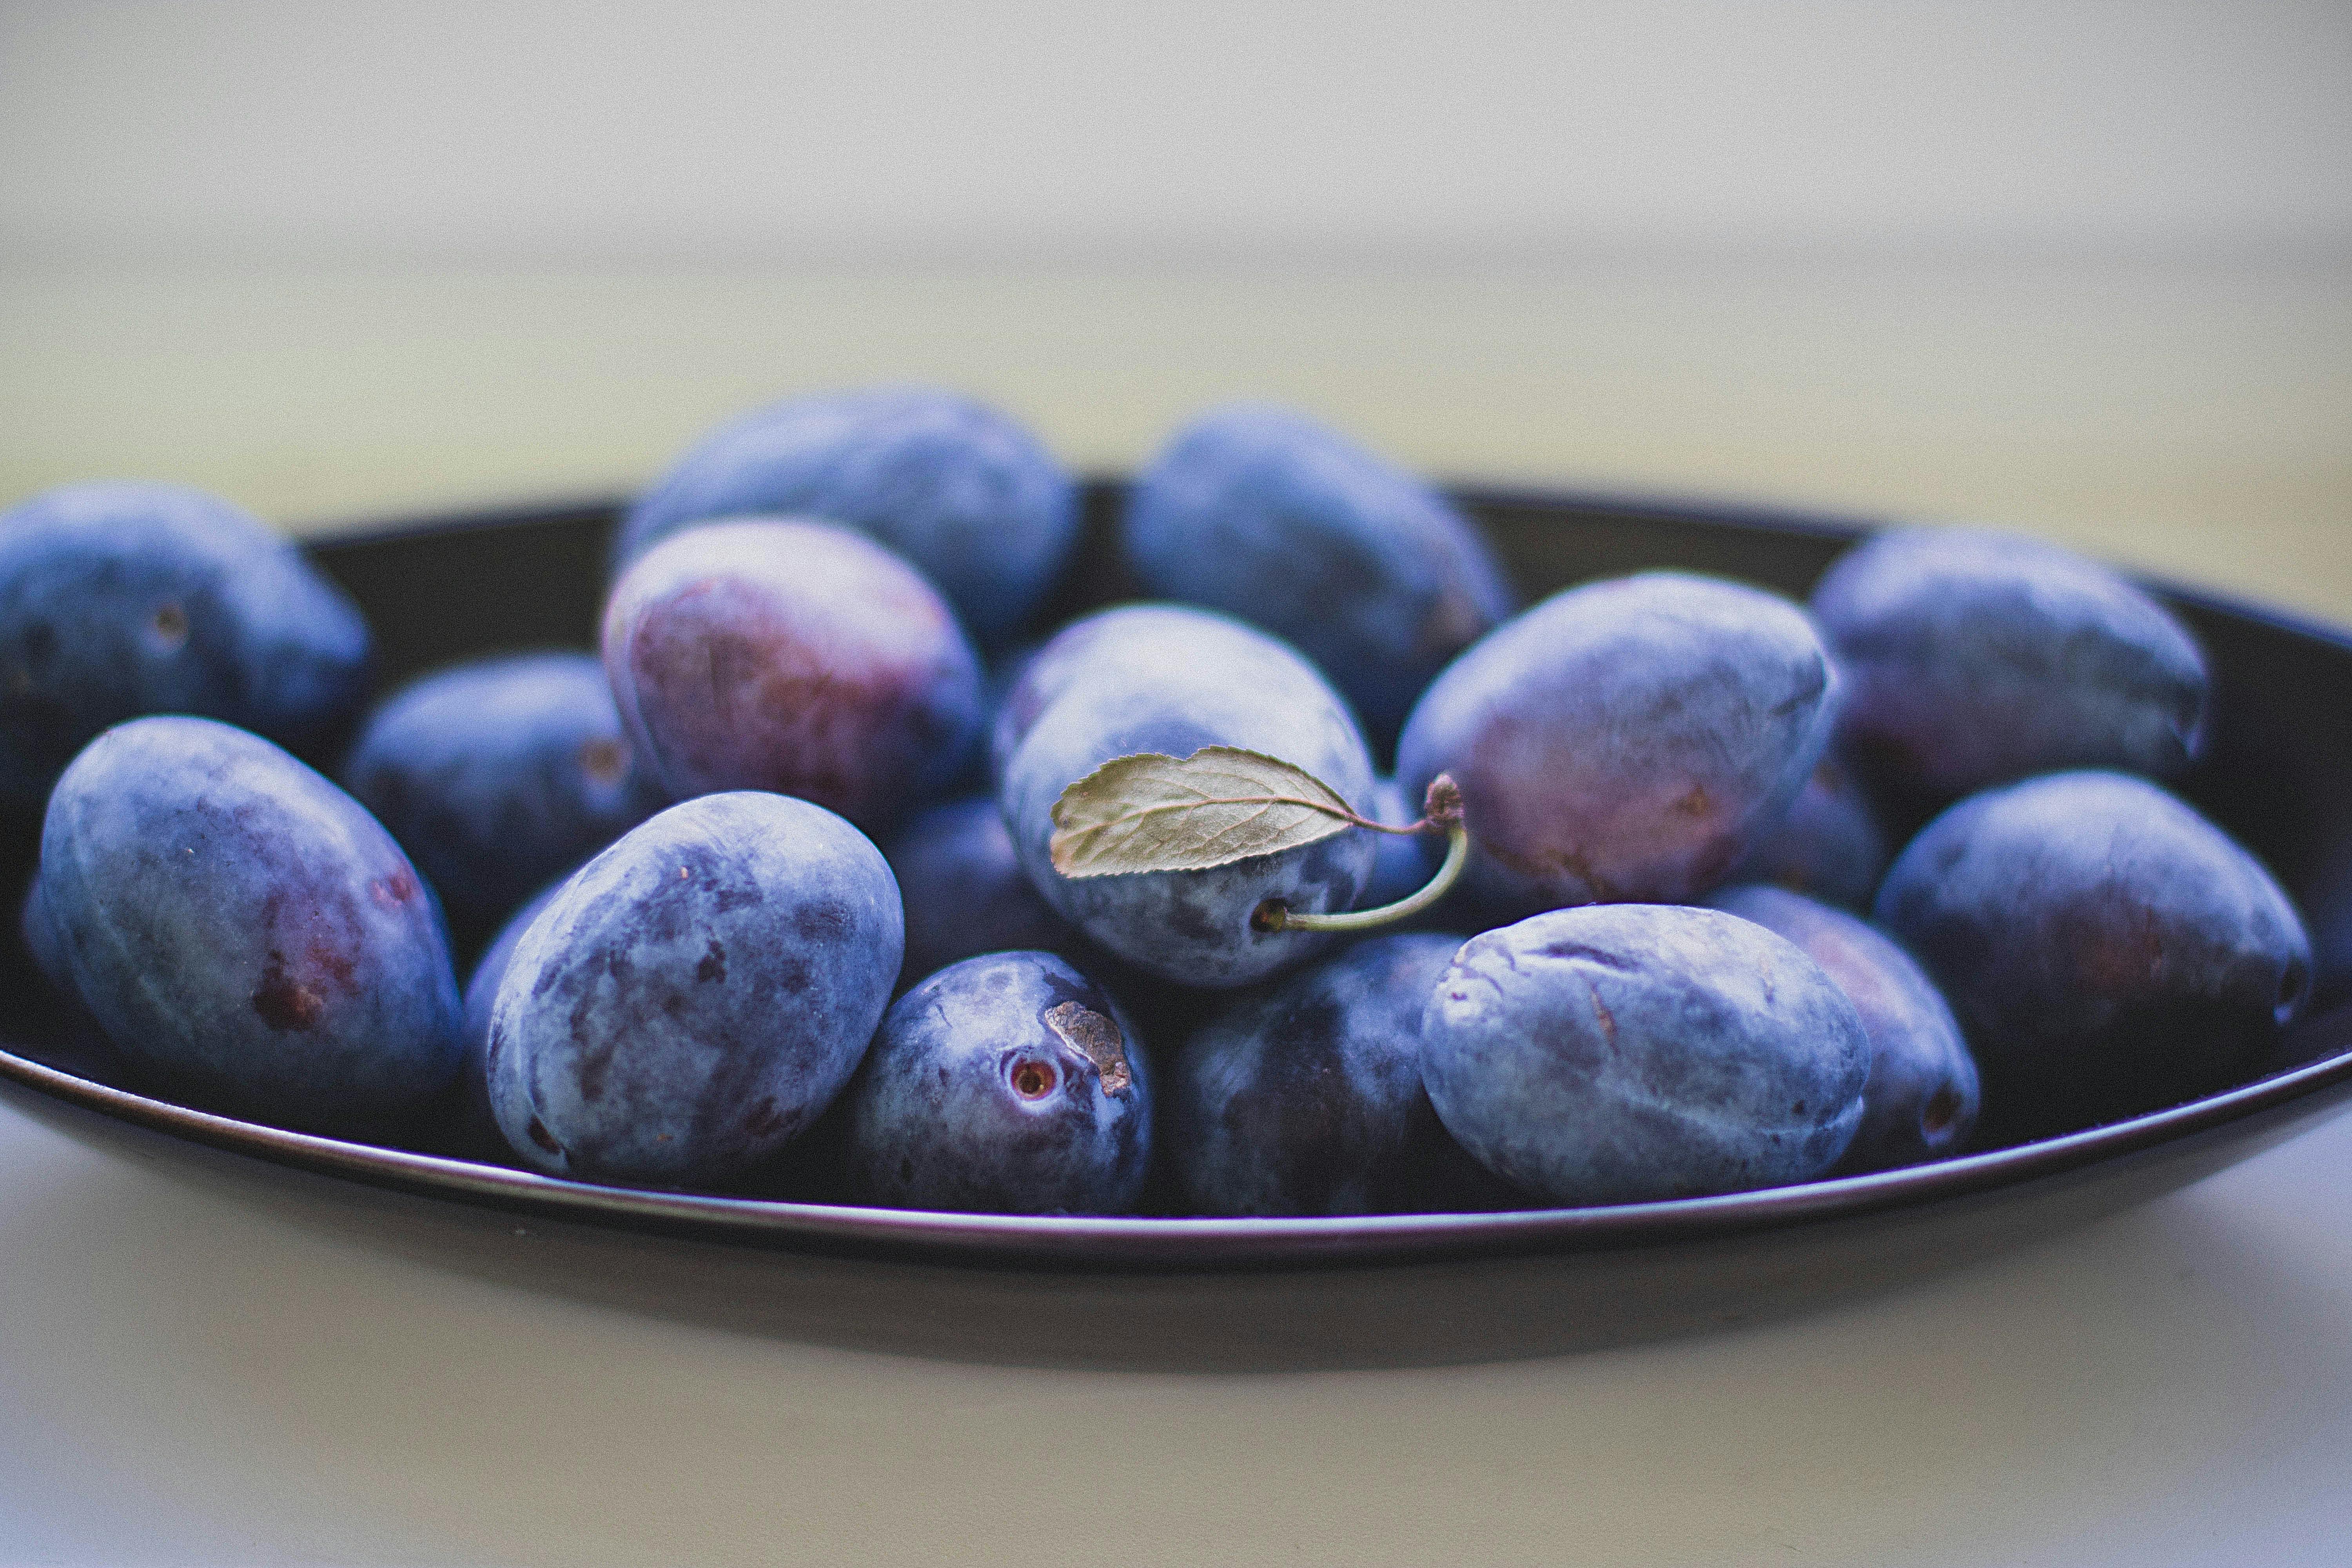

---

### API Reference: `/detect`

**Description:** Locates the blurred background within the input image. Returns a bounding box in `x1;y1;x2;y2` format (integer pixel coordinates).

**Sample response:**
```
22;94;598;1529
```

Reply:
2;0;2347;615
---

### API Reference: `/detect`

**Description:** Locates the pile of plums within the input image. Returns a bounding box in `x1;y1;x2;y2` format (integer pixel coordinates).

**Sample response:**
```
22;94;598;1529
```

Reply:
3;390;2317;1216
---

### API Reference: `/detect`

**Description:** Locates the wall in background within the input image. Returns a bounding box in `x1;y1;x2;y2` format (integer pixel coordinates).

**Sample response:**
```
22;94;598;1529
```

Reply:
1;2;2345;617
4;0;2348;265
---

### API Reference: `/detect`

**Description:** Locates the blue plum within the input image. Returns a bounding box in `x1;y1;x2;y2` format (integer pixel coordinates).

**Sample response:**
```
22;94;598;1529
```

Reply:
19;872;66;993
998;604;1378;987
1722;753;1891;910
1706;884;1980;1171
988;605;1203;786
883;795;1083;990
1875;770;2311;1144
486;791;901;1188
463;880;567;1060
1396;572;1836;922
1168;932;1506;1216
0;482;370;817
927;635;1039;799
448;876;569;1158
1810;526;2207;811
1121;404;1512;750
616;387;1079;648
1422;904;1869;1203
2305;828;2352;1010
35;716;461;1132
602;519;983;832
842;950;1151;1214
344;652;663;935
16;873;122;1081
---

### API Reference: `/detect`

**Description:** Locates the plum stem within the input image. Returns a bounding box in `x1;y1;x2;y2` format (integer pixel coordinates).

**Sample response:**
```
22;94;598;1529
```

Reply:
1253;779;1471;935
1338;773;1467;838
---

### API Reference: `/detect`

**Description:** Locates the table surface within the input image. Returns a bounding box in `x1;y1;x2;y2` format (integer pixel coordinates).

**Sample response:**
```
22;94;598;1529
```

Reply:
3;261;2348;1566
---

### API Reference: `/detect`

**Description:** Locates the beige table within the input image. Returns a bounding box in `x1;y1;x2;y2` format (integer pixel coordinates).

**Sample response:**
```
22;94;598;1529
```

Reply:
3;262;2348;1566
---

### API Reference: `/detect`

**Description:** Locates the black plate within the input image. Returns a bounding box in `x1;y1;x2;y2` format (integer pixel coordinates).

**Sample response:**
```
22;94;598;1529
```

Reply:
5;484;2350;1370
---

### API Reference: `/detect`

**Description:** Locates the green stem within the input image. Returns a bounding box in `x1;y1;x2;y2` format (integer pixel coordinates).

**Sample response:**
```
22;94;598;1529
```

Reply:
1254;817;1471;935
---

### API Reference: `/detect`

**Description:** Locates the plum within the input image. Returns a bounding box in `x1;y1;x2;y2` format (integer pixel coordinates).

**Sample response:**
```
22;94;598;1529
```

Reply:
1168;932;1509;1216
462;881;566;1060
615;386;1078;649
0;481;370;818
1396;572;1836;922
1706;884;1980;1171
602;518;983;832
988;604;1205;786
1121;404;1512;750
444;875;570;1158
486;791;900;1188
34;716;461;1132
1810;526;2207;813
883;795;1083;990
1875;770;2310;1144
1722;753;1889;910
998;604;1377;987
842;950;1151;1214
928;635;1039;799
19;871;66;993
343;652;662;936
1422;904;1869;1204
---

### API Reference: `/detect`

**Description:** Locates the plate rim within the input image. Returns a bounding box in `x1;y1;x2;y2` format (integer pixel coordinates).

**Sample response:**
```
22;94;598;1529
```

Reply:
8;1027;2350;1273
7;485;2350;1275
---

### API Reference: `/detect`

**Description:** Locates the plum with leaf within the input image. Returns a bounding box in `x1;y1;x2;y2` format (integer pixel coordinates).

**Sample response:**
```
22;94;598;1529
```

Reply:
998;605;1384;987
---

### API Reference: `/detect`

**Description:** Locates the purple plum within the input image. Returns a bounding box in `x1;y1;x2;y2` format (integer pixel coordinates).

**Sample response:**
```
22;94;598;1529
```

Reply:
34;716;460;1132
1811;526;2207;813
1707;883;1980;1171
1397;572;1836;921
601;518;983;832
1876;770;2310;1144
1121;404;1512;751
486;790;902;1188
616;386;1078;649
1421;903;1869;1204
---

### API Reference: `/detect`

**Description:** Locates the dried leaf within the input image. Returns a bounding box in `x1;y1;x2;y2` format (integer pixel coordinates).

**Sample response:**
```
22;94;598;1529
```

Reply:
1049;746;1360;877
